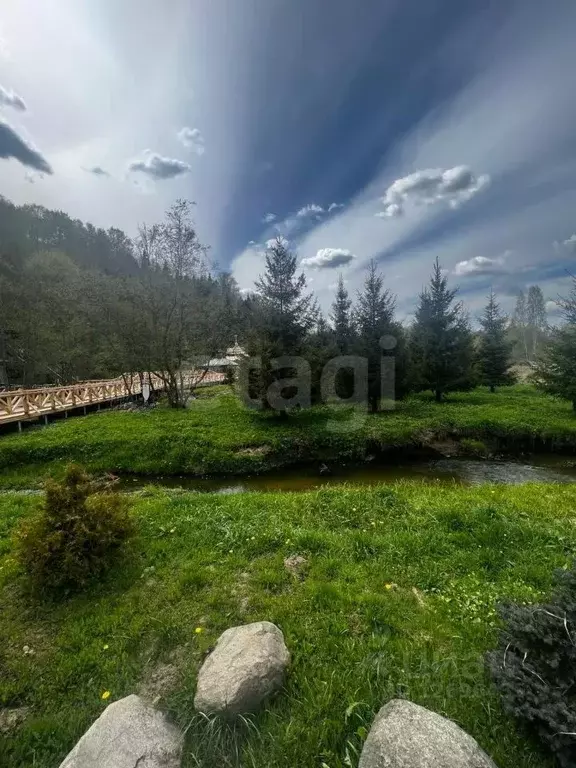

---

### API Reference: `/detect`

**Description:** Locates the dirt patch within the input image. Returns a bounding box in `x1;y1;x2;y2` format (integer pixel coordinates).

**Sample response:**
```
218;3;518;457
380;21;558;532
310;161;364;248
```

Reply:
284;554;309;579
139;647;187;703
0;706;30;734
236;445;272;457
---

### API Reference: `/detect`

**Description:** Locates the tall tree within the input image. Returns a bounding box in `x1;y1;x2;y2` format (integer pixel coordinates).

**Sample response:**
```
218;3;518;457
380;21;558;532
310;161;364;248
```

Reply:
250;237;318;412
331;274;353;353
511;290;529;362
526;285;548;359
409;258;475;402
354;260;404;413
534;277;576;411
478;290;514;392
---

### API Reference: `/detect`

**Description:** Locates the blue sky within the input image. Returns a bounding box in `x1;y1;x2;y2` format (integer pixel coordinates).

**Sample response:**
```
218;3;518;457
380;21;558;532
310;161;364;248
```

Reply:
1;0;575;318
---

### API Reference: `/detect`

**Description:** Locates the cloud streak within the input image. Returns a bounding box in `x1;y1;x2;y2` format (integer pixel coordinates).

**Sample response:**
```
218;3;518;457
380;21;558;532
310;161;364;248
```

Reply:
0;119;52;173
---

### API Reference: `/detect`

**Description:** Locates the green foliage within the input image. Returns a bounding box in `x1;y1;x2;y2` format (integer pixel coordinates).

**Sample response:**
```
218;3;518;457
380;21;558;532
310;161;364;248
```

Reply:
487;564;576;767
249;237;318;412
354;260;408;411
331;273;353;354
409;258;476;401
478;290;515;392
15;464;133;593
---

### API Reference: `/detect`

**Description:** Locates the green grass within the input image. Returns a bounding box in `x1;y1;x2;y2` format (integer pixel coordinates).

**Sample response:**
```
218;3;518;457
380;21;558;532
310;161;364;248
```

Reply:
0;385;575;488
2;481;576;766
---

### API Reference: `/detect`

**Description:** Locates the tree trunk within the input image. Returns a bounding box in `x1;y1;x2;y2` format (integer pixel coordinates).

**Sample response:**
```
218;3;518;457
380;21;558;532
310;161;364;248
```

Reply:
490;384;495;394
435;389;442;403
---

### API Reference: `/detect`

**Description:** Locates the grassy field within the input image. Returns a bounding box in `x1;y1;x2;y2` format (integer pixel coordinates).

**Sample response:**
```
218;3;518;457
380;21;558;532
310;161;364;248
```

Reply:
2;481;575;766
0;385;575;488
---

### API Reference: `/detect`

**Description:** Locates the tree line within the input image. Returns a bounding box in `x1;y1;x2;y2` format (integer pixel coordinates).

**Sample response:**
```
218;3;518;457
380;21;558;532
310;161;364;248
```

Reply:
0;195;574;411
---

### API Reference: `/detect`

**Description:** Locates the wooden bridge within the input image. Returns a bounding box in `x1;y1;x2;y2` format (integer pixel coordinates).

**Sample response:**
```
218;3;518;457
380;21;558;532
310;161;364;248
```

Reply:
0;371;225;429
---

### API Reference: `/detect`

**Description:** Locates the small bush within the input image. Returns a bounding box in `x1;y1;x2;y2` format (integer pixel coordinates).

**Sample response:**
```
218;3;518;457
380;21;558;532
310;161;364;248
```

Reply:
486;564;576;767
16;464;134;593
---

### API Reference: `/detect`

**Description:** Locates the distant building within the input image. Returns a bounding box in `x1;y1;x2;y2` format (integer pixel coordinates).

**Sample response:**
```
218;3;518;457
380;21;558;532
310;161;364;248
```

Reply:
204;337;247;372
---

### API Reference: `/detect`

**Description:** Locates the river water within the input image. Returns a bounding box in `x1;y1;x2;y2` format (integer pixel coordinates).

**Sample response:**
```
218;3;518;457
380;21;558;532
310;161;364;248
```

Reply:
119;455;576;494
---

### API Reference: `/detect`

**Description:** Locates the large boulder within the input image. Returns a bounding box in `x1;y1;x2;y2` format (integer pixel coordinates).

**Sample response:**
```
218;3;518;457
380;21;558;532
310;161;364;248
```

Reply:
359;699;498;768
59;694;183;768
194;621;290;715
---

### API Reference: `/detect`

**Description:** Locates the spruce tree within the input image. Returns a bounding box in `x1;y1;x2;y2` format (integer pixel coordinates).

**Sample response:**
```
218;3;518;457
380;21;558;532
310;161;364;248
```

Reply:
535;278;576;411
354;260;404;413
478;290;514;393
409;258;475;402
251;237;317;412
331;274;353;353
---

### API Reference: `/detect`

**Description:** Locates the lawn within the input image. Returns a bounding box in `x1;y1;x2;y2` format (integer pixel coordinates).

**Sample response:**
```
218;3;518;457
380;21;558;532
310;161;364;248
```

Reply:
2;481;576;766
0;385;575;488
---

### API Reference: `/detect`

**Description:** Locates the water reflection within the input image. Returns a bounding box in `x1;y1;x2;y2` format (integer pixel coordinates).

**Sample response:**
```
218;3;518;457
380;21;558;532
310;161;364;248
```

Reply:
119;455;576;494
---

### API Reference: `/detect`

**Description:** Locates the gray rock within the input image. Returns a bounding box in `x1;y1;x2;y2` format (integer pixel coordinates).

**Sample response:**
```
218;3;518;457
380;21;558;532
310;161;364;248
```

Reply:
194;621;290;715
59;694;183;768
359;699;498;768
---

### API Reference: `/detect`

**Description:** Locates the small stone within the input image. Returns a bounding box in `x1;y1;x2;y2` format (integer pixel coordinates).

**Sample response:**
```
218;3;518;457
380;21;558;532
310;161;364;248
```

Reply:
59;694;183;768
359;699;497;768
194;621;290;715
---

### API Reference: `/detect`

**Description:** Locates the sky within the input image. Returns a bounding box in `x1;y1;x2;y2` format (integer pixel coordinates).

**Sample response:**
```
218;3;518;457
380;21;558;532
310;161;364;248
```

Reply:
1;0;576;321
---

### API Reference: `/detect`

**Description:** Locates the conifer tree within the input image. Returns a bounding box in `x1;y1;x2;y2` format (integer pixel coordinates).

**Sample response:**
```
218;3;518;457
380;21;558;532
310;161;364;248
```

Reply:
535;278;576;411
331;274;353;353
478;290;514;392
354;260;404;412
250;237;318;412
409;258;475;402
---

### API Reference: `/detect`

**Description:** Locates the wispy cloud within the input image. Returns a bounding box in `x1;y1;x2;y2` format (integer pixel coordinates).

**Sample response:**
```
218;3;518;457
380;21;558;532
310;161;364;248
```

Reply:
177;126;205;155
85;165;110;177
0;84;26;111
262;212;276;223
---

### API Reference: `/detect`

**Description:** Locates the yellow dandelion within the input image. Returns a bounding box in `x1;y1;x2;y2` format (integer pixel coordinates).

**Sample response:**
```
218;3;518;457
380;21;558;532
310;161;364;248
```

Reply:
101;690;111;700
384;583;394;590
194;627;204;634
102;644;109;650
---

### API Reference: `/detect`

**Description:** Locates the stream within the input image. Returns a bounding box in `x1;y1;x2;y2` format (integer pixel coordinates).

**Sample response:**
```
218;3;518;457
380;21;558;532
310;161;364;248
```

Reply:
118;455;576;494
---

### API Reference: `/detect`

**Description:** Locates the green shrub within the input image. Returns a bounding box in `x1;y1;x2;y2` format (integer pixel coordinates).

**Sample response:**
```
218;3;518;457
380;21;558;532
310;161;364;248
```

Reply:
486;564;576;767
16;464;134;593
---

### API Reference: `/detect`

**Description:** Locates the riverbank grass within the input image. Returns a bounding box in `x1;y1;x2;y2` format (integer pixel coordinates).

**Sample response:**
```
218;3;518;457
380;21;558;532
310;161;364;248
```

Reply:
0;385;575;487
2;482;575;766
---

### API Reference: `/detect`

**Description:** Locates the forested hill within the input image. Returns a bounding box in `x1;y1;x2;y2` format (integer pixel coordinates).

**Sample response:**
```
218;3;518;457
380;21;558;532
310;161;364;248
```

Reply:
0;195;138;275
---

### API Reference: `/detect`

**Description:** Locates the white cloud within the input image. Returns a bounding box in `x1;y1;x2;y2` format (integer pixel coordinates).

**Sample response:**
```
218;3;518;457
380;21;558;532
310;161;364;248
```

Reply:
128;150;191;180
0;84;26;111
262;212;276;223
453;251;511;277
301;247;356;269
554;234;576;252
376;166;490;218
177;126;205;155
296;203;324;218
328;202;344;212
